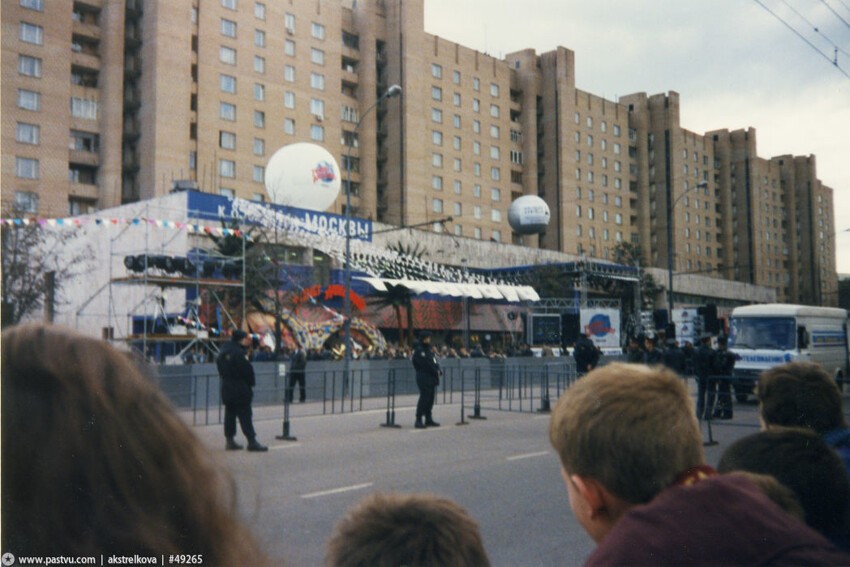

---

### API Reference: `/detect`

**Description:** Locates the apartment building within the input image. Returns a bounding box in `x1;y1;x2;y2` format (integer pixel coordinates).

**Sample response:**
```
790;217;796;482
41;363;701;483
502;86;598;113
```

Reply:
1;0;837;305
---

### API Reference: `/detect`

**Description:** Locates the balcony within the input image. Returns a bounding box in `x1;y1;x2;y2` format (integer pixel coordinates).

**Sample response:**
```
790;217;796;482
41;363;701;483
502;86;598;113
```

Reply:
72;19;101;41
69;181;98;200
71;50;100;72
69;149;99;167
75;0;104;9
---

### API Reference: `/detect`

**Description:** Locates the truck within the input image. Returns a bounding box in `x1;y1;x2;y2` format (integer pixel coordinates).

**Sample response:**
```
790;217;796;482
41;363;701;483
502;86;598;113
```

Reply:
727;304;850;402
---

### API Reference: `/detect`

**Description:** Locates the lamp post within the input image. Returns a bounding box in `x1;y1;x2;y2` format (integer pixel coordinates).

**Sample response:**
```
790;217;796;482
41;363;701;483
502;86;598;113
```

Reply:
666;179;707;337
343;84;401;380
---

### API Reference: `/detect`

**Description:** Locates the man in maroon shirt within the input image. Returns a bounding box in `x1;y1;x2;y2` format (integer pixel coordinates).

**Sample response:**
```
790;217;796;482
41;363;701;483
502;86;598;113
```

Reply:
549;363;850;565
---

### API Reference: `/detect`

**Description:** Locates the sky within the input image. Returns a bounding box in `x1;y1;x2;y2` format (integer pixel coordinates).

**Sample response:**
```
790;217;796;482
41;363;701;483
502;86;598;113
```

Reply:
424;0;850;273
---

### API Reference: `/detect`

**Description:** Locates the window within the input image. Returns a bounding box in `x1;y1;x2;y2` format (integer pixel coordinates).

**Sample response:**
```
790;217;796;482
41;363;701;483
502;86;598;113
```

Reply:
432;131;443;146
220;188;235;198
254;56;265;74
219;159;236;178
254;110;265;128
16;122;39;145
220;46;237;65
15;157;39;179
492;230;501;242
473;185;482;198
14;191;39;213
491;188;501;201
432;86;442;101
17;89;40;110
432;63;442;78
219;130;236;149
490;167;500;181
474;206;482;219
284;118;295;135
284;65;296;82
220;102;236;120
453;136;461;150
285;13;295;31
253;165;264;183
341;105;358;122
310;124;324;141
310;98;324;118
613;124;621;136
454;180;462;194
587;116;593;128
490;146;500;159
432;176;443;190
253;138;265;156
473;99;480;112
220;74;236;93
453;70;461;84
310;72;324;90
432;198;443;213
222;0;236;9
18;55;41;77
613;142;621;155
453;93;461;107
311;48;324;65
254;83;265;101
491;209;501;222
20;22;43;45
490;125;499;138
284;39;295;56
20;0;44;11
473;120;481;134
453;158;462;172
255;2;266;19
311;22;325;40
254;29;265;47
432;153;443;168
284;91;295;108
431;108;442;123
490;104;500;118
70;97;97;119
490;83;499;97
473;141;481;155
221;19;237;38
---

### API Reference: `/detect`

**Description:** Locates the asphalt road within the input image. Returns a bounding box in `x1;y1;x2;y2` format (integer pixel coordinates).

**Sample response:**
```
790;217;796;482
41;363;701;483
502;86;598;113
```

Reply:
189;385;840;566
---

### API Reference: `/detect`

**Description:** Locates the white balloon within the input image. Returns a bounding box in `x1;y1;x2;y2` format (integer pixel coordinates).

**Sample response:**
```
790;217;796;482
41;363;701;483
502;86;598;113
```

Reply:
264;143;342;211
508;195;551;234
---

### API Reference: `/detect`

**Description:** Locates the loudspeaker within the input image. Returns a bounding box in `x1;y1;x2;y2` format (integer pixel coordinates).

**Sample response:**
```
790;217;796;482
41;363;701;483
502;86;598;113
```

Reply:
698;304;720;335
652;309;668;332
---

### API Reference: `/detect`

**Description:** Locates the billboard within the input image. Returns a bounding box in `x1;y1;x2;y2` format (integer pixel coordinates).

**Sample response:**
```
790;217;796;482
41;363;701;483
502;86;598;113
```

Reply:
580;308;620;349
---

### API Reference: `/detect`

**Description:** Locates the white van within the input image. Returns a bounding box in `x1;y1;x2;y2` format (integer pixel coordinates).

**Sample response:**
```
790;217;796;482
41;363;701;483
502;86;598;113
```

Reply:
728;304;849;401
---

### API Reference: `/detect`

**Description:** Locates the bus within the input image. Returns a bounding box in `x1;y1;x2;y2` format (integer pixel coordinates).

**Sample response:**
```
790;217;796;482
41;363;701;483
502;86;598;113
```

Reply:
727;304;849;402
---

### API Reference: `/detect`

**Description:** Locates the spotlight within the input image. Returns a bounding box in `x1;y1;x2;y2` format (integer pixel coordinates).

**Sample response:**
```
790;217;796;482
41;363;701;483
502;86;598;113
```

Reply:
123;255;146;273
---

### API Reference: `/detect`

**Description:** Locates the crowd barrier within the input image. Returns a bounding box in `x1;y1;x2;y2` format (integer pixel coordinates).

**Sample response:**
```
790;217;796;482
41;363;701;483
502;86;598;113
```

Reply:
153;355;626;430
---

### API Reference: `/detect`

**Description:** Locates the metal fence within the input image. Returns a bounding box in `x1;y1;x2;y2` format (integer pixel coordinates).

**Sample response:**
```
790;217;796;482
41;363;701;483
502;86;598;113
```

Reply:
153;355;626;428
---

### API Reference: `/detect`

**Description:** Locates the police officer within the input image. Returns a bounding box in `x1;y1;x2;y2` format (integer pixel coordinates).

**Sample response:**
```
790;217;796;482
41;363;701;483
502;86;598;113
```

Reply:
574;333;600;375
662;338;687;376
217;330;268;451
693;333;716;420
712;336;736;419
642;335;664;365
412;331;441;429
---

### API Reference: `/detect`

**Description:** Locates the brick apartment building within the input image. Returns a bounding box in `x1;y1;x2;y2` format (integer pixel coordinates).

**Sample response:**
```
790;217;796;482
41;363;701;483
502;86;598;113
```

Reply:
1;0;838;305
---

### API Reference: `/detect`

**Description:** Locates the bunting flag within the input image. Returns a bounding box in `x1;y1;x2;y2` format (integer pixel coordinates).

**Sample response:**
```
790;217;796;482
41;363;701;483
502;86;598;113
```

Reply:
0;215;250;239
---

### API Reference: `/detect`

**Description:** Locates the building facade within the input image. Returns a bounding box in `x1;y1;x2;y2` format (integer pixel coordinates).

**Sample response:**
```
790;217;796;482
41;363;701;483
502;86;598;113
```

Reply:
1;0;838;305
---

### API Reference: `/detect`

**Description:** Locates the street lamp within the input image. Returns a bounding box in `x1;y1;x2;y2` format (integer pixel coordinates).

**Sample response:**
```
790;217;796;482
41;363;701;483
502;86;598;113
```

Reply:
343;84;402;378
666;179;708;337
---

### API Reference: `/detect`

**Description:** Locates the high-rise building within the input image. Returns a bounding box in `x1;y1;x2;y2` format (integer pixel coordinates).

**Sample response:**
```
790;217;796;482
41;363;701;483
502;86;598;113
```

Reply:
1;0;837;305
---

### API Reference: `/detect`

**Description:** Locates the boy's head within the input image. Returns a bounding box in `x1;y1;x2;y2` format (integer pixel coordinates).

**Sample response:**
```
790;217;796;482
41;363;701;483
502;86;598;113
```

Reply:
549;363;704;540
757;362;847;434
718;428;849;538
325;492;490;567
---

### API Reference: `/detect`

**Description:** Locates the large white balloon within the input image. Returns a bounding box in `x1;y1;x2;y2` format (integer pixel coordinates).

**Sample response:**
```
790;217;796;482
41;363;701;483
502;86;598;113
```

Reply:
508;195;551;234
264;143;342;211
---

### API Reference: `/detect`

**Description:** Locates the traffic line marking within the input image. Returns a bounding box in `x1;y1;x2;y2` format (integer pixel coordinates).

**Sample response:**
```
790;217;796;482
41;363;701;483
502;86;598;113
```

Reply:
301;482;373;499
269;443;301;451
507;451;550;461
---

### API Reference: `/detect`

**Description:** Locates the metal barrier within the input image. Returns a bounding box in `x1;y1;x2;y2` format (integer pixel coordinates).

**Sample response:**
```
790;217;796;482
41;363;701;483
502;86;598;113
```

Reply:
151;356;627;432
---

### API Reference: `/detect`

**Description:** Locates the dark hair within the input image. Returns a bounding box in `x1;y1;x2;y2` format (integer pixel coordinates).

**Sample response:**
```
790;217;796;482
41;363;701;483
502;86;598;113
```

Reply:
718;429;850;539
1;324;268;563
757;362;846;433
326;492;490;567
231;329;248;342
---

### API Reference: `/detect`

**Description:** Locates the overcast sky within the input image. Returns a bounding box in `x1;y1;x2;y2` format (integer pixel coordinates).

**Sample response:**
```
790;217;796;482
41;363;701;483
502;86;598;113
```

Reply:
424;0;850;274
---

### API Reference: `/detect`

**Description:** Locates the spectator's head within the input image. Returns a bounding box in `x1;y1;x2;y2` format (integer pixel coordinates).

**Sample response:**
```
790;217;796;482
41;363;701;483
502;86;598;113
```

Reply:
419;331;432;345
724;471;805;523
549;363;703;542
1;324;266;563
718;429;850;539
757;362;847;434
325;492;490;567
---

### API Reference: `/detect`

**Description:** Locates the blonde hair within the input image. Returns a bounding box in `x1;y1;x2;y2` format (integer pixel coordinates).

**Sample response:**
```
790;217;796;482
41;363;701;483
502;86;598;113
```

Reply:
1;324;268;564
326;492;490;567
549;363;704;503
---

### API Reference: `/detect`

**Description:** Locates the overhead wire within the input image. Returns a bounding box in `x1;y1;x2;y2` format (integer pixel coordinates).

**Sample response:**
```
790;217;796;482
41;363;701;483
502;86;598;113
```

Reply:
779;0;850;59
753;0;850;79
819;0;850;28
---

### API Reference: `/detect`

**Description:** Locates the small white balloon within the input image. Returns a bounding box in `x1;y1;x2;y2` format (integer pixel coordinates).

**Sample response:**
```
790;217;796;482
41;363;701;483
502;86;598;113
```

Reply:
264;143;342;211
508;195;551;234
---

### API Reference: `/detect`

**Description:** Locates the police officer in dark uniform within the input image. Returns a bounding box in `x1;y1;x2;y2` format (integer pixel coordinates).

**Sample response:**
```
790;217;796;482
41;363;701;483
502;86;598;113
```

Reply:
693;333;716;420
662;338;687;376
287;345;308;403
574;333;600;375
217;330;268;451
712;336;736;419
642;335;664;365
412;331;441;429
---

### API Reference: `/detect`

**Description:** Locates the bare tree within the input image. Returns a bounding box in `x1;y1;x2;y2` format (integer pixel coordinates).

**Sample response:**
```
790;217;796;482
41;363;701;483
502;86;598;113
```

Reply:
1;208;92;327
